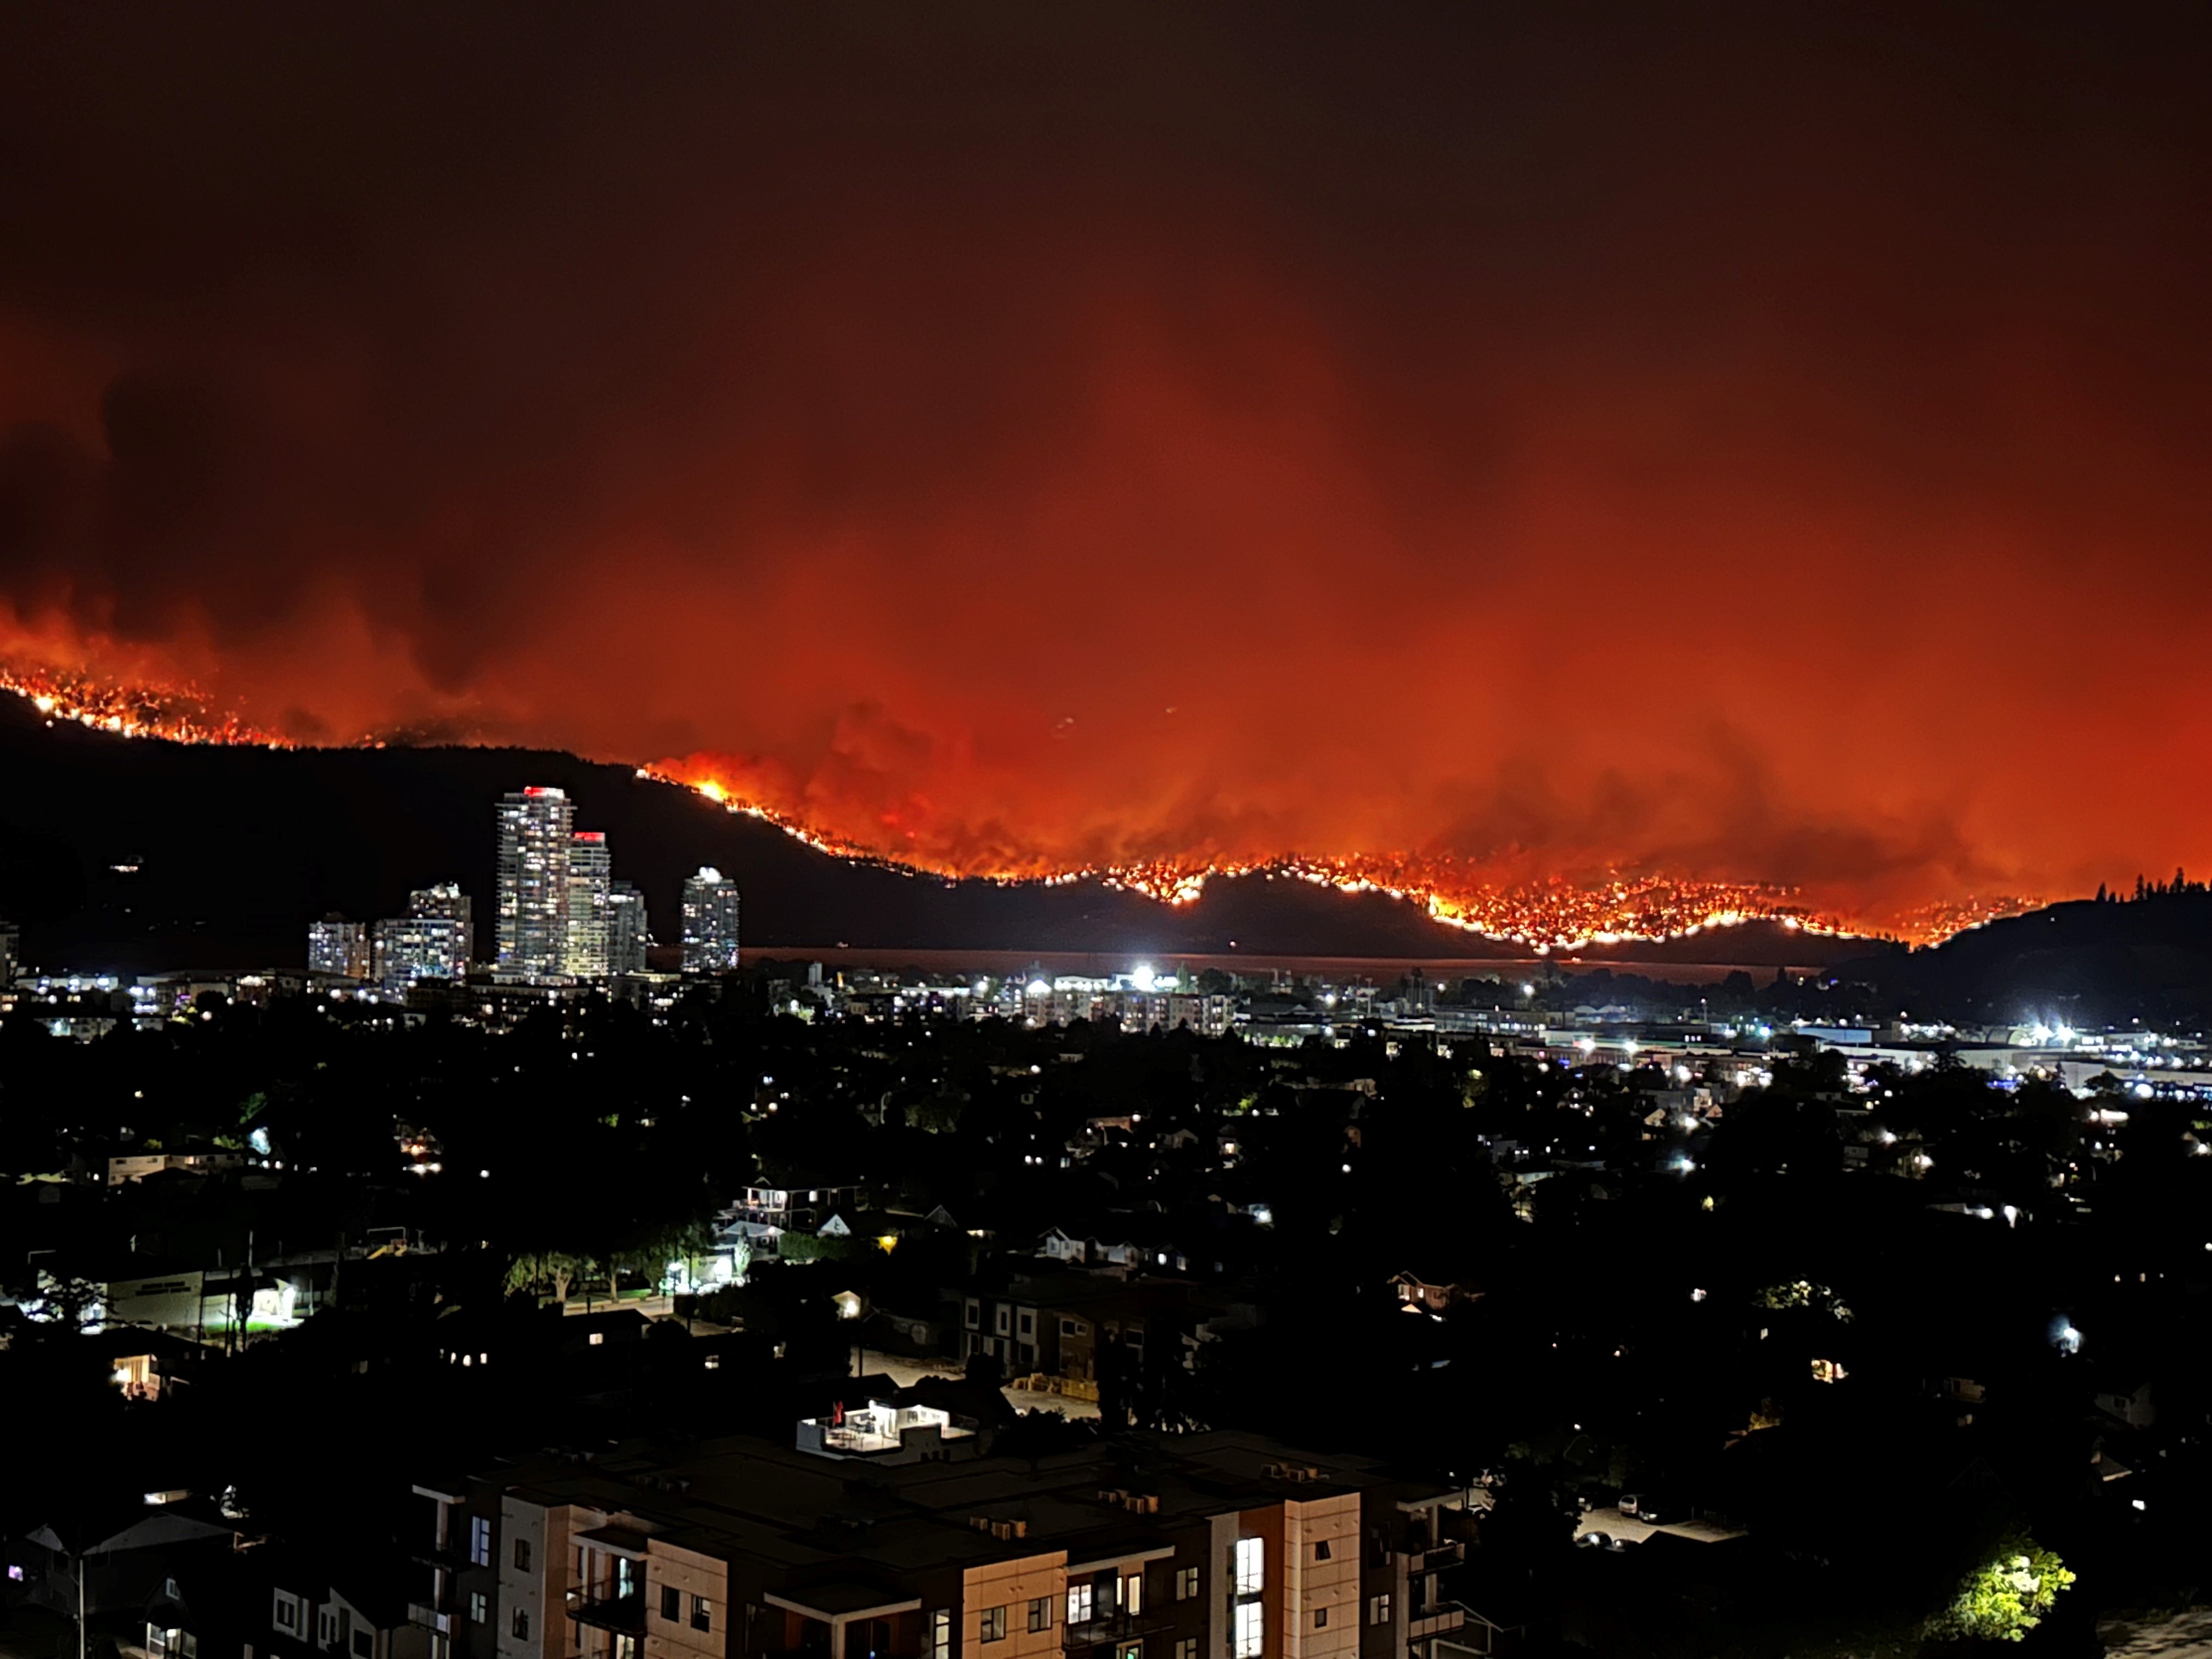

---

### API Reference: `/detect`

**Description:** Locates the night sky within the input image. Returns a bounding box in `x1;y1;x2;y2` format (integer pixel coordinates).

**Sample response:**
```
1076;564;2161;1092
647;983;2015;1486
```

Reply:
2;5;2208;930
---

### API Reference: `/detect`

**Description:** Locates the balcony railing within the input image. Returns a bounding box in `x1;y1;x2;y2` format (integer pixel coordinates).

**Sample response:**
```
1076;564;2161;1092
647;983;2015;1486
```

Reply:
1407;1601;1469;1641
566;1587;646;1634
1415;1541;1465;1572
1063;1611;1175;1650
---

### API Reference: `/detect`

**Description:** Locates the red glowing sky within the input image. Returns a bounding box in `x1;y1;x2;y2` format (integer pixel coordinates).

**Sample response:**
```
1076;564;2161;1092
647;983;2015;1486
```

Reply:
2;7;2209;929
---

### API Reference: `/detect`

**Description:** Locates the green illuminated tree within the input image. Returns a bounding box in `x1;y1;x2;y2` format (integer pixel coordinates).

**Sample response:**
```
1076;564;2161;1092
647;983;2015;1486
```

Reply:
1924;1536;2075;1643
505;1250;591;1304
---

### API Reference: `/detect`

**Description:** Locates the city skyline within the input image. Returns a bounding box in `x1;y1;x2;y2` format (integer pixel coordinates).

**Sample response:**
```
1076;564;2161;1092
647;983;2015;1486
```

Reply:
302;788;700;991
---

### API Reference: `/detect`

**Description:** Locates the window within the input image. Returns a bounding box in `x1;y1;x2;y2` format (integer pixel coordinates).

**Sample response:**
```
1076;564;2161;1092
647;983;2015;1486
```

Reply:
1066;1584;1093;1626
1122;1575;1143;1617
320;1612;338;1646
1177;1643;1198;1659
1028;1599;1052;1634
995;1308;1009;1334
353;1633;373;1659
276;1598;300;1633
1312;1610;1327;1630
1062;1319;1081;1336
1313;1542;1330;1562
1233;1538;1263;1598
660;1588;681;1622
1367;1595;1391;1627
513;1611;532;1641
1175;1568;1199;1602
589;1332;604;1346
691;1598;711;1634
930;1610;951;1659
1018;1313;1034;1335
1233;1602;1263;1659
1119;1646;1141;1659
470;1594;488;1626
965;1301;980;1330
515;1538;532;1572
470;1517;493;1567
980;1607;1007;1644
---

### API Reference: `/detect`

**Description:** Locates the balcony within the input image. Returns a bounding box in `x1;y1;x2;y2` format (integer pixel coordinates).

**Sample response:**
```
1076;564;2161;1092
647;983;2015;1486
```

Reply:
1407;1602;1469;1641
1415;1541;1465;1573
407;1605;453;1635
566;1587;646;1634
1063;1611;1174;1651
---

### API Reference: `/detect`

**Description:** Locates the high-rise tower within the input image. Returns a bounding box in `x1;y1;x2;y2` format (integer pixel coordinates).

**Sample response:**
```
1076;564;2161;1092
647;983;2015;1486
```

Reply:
606;880;653;975
562;831;612;978
680;866;741;974
495;787;574;980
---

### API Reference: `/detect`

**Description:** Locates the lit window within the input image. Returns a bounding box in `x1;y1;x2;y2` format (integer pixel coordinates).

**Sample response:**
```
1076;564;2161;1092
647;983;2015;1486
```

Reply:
469;1517;492;1566
589;1332;605;1346
931;1610;951;1659
980;1607;1008;1643
1177;1643;1198;1659
470;1594;488;1626
1234;1601;1263;1659
1368;1595;1391;1626
1122;1573;1143;1616
1067;1584;1093;1625
1233;1538;1263;1598
1175;1568;1198;1602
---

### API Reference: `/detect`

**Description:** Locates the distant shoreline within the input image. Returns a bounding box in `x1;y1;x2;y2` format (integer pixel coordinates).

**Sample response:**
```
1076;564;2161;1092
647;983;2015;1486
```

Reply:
749;945;1838;985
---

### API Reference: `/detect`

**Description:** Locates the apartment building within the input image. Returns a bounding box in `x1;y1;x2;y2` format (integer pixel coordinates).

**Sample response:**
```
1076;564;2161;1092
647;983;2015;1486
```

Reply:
408;1427;1474;1659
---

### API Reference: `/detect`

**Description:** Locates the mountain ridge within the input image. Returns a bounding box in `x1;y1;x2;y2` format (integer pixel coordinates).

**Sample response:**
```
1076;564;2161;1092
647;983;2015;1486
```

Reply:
0;691;1865;976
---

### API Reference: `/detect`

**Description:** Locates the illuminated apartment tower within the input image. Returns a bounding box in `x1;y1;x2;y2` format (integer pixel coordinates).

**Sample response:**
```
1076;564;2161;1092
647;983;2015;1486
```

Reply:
307;915;371;979
680;866;741;974
409;882;473;966
372;915;469;986
606;880;652;975
561;832;612;978
495;787;574;980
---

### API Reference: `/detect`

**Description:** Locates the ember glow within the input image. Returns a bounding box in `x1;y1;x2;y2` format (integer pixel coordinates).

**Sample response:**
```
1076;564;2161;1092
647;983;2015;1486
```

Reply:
644;757;2027;949
1;10;2205;942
